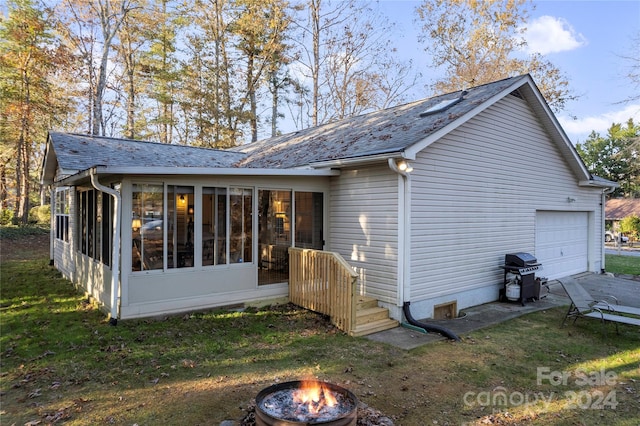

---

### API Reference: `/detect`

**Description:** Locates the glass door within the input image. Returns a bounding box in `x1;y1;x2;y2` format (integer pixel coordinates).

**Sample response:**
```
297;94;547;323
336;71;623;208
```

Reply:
167;185;194;269
294;192;324;250
258;190;291;285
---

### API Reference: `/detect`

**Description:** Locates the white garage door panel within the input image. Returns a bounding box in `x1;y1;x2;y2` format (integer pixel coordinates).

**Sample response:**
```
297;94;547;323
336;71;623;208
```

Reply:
535;211;588;279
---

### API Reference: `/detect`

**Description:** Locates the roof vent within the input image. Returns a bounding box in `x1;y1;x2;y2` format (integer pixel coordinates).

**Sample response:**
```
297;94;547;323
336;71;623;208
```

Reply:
419;91;467;117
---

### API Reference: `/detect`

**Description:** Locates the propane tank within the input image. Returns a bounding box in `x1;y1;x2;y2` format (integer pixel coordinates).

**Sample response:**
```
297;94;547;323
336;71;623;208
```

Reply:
505;273;521;301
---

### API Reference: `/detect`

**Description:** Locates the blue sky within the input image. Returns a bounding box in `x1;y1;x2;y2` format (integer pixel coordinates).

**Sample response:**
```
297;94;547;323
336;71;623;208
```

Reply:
377;0;640;145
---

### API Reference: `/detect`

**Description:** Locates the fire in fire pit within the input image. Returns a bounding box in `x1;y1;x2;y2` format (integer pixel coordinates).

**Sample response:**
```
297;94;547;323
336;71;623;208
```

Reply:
255;380;358;425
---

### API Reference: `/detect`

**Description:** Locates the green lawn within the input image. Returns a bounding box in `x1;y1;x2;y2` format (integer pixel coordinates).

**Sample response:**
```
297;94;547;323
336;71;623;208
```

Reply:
606;253;640;275
1;252;639;425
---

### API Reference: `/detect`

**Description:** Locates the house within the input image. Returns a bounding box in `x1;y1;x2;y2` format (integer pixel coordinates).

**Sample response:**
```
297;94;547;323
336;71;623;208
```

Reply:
605;198;640;223
41;74;616;327
605;198;640;241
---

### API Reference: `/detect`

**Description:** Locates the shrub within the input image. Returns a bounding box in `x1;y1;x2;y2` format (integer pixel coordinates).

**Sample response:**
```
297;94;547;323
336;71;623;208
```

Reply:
620;215;640;246
620;215;640;240
28;205;51;225
0;208;13;225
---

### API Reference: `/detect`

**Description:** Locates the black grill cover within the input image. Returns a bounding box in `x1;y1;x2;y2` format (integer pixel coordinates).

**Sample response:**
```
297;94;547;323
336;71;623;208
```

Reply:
505;252;537;267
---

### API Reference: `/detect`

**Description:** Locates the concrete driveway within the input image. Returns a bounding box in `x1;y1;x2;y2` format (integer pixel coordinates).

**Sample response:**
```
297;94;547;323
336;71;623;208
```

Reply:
574;272;640;308
366;273;639;350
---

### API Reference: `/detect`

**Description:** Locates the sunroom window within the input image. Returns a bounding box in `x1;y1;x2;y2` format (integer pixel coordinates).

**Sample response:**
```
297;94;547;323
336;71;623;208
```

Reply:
76;187;113;266
132;184;164;271
202;187;227;266
132;184;254;271
230;188;253;264
55;188;70;242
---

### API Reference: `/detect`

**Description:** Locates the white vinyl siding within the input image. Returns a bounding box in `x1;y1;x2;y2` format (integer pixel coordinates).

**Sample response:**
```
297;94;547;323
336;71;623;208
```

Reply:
329;166;399;304
410;94;602;305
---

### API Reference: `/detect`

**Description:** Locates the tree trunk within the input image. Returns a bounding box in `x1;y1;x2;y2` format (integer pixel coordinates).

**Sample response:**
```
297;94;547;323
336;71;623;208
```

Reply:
270;73;278;138
93;0;130;136
161;31;169;144
311;0;320;127
15;67;31;224
247;50;258;142
0;162;8;210
125;43;135;139
16;131;30;224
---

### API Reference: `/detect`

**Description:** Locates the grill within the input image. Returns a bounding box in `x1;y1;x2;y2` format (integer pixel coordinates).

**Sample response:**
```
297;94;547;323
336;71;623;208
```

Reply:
500;252;542;305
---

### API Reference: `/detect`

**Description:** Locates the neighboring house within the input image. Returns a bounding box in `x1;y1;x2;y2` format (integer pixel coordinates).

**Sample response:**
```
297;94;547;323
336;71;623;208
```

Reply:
605;198;640;223
605;198;640;241
41;74;616;325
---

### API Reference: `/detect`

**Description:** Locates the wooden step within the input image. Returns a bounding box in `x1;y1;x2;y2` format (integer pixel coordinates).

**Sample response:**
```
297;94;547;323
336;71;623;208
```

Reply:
351;318;399;337
356;306;392;324
356;296;379;310
351;297;399;336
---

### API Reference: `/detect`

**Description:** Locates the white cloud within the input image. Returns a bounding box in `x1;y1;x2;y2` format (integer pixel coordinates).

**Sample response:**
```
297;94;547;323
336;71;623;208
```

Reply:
558;104;640;143
521;16;587;55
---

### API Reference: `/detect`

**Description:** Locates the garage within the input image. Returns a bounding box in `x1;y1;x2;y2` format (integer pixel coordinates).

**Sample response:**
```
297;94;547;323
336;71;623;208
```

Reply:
535;211;589;279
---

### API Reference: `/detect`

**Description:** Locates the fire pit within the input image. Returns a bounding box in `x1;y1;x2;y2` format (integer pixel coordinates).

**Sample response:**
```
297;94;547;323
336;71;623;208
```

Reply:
255;380;358;426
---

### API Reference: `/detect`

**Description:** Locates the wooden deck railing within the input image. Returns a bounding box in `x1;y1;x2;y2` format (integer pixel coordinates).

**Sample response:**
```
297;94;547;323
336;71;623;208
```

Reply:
288;247;358;334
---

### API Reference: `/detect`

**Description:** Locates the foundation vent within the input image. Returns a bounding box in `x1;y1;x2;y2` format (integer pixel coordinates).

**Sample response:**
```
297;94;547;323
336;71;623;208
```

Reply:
434;301;457;320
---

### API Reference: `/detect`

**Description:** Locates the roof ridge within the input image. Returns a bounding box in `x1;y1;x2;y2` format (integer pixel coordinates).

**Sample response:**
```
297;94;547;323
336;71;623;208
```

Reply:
49;131;242;154
242;75;528;148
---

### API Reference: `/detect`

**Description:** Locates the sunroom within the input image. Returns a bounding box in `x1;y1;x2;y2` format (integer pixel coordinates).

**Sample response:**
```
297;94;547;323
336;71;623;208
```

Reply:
99;172;332;320
42;132;340;322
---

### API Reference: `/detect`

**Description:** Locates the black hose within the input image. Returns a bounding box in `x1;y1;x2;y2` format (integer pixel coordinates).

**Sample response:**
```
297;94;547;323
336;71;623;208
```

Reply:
403;302;461;341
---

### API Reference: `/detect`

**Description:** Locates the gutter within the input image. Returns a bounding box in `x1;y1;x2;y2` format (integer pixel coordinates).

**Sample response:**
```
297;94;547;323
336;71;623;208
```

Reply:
310;149;411;169
60;165;340;186
89;168;121;325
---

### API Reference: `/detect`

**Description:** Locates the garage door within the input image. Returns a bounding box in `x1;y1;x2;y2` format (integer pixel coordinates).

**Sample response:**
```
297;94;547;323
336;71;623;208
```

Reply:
535;211;588;279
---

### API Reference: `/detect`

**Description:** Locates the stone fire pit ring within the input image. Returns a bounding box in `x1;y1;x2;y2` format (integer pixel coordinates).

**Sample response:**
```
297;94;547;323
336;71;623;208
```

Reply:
255;380;358;426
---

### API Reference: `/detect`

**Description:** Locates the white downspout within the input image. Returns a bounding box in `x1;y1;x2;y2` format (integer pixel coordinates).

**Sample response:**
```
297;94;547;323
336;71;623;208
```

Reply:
49;186;55;266
387;159;461;340
388;158;412;306
601;186;615;273
89;168;121;325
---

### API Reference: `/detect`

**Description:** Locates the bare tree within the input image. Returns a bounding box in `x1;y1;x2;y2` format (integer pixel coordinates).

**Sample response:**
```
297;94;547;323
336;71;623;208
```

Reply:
293;0;353;126
416;0;576;112
58;0;134;136
322;10;417;121
116;1;148;139
619;31;640;104
293;0;417;127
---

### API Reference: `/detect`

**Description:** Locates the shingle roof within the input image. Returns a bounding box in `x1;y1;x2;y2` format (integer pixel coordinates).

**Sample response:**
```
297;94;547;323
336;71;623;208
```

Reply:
48;74;582;183
48;132;245;172
605;198;640;220
234;75;527;168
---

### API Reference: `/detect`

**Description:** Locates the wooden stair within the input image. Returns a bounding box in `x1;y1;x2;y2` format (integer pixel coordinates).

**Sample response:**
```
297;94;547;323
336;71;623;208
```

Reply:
351;296;399;337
